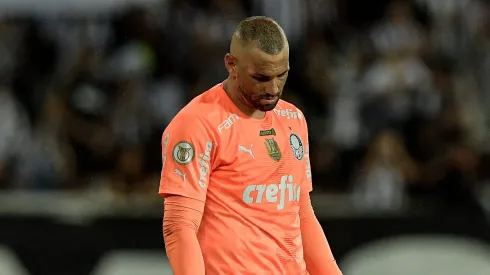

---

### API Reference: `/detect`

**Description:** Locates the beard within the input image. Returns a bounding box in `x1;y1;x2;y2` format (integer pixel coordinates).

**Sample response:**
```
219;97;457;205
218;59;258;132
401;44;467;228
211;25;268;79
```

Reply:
237;83;281;112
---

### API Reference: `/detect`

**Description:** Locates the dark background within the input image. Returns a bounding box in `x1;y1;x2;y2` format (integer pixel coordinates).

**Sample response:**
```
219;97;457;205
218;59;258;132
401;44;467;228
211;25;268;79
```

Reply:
1;0;490;274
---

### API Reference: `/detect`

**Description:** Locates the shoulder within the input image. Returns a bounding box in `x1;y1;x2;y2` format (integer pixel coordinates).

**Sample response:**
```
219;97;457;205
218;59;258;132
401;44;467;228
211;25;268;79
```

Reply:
165;83;232;135
273;100;309;139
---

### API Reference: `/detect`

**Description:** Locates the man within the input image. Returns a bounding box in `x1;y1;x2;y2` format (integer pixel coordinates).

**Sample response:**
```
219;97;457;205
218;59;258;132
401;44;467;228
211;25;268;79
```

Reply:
160;16;342;275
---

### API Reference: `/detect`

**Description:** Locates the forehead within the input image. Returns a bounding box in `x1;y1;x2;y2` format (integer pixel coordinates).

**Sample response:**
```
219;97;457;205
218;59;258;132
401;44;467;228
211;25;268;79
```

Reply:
241;46;289;75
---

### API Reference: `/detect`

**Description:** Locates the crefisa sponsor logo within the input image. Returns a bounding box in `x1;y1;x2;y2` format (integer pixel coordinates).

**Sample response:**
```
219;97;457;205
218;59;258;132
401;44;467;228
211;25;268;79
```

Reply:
273;109;302;119
198;141;213;188
242;175;300;210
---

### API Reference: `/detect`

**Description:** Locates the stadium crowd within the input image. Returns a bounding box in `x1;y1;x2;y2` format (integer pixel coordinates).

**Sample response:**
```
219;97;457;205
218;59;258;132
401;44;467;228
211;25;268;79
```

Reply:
0;0;489;214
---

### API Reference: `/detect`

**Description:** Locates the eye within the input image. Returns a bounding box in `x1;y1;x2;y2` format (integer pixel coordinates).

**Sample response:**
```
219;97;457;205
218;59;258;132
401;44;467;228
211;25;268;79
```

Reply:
253;75;270;82
278;72;288;78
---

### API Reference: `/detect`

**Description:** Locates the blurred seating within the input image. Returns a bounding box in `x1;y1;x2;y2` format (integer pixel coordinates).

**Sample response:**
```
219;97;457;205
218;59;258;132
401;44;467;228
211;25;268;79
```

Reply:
90;251;172;275
340;235;490;275
0;0;488;217
0;245;30;275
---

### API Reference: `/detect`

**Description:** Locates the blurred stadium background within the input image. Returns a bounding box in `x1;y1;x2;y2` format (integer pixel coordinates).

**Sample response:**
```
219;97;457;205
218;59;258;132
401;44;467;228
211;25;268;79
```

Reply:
1;0;490;274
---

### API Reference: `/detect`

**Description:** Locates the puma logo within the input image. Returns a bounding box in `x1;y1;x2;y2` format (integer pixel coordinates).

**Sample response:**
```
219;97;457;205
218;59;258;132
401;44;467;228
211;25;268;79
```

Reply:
174;169;186;182
238;144;254;159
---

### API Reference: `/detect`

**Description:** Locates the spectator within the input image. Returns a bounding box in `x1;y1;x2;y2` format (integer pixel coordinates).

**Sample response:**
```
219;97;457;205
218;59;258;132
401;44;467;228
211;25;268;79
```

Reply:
352;130;418;212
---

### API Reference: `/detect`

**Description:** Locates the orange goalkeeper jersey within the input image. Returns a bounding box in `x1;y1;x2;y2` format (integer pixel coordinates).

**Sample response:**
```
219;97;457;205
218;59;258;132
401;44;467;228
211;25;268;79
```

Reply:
159;82;313;275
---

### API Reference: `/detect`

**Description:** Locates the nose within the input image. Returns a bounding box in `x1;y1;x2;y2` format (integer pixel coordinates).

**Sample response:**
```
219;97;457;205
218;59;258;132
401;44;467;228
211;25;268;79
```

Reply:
265;79;280;96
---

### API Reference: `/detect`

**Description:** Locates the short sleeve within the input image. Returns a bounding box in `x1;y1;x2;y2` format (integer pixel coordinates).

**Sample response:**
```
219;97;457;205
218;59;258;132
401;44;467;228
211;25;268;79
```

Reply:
299;109;313;193
159;113;218;202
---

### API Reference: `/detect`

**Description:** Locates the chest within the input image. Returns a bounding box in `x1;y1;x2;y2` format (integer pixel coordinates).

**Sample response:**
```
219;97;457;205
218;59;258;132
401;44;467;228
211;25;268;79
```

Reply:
214;120;306;185
208;117;308;213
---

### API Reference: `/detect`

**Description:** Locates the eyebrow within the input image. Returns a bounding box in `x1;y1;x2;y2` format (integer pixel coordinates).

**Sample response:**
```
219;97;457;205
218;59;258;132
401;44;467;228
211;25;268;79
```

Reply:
252;69;289;78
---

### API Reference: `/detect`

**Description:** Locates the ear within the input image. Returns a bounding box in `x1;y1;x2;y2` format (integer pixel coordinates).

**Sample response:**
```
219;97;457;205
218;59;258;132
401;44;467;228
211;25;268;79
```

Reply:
224;53;237;78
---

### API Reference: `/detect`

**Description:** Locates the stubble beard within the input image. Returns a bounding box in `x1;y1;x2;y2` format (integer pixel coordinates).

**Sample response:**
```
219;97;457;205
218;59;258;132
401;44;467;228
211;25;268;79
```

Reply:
238;83;280;112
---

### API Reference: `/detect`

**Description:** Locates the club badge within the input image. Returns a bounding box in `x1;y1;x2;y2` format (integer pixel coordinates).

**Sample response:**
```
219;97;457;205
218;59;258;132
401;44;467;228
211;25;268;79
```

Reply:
289;133;304;160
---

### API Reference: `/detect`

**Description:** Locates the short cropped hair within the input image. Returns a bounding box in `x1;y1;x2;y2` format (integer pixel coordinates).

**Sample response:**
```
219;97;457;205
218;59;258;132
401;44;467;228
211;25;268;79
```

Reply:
233;16;286;55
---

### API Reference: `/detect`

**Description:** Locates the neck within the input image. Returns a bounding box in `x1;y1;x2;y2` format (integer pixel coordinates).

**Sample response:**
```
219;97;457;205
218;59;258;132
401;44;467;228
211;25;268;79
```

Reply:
223;78;266;119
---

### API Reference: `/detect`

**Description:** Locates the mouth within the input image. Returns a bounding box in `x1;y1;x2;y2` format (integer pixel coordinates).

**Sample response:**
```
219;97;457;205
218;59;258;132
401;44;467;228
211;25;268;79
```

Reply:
260;95;278;105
